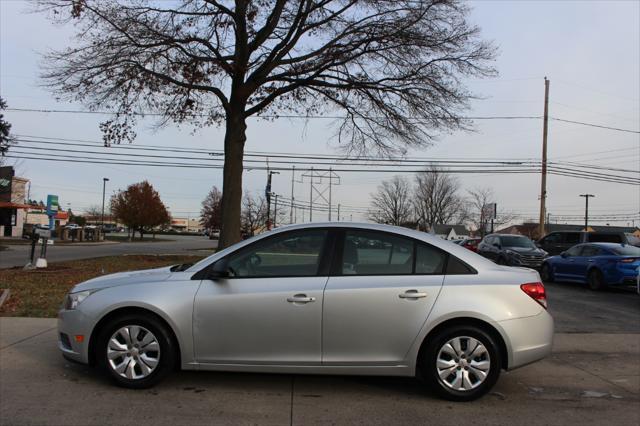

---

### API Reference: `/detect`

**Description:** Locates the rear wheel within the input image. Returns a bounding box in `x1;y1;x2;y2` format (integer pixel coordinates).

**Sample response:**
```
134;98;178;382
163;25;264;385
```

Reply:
540;263;554;282
97;313;177;388
421;325;501;401
587;269;606;291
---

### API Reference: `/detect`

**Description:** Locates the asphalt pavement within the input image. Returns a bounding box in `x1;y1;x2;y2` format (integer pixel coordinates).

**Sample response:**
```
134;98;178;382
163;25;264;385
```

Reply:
1;317;638;426
0;235;217;268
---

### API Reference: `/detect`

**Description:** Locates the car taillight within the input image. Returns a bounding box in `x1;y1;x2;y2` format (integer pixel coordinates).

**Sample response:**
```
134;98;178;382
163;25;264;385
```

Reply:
619;258;638;263
520;282;547;309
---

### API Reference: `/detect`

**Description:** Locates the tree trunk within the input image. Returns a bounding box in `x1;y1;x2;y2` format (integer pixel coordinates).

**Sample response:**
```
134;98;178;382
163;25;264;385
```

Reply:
218;110;247;249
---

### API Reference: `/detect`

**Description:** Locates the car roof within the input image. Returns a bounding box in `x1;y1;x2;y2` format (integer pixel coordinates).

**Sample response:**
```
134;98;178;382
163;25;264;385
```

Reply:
187;222;499;272
579;242;628;248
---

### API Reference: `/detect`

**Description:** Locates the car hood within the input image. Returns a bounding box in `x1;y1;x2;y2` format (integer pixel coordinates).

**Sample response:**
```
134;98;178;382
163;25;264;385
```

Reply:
505;246;543;254
72;266;174;292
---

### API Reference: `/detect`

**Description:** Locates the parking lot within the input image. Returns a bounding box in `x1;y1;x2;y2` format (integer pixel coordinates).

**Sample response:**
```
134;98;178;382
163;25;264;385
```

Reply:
1;280;638;426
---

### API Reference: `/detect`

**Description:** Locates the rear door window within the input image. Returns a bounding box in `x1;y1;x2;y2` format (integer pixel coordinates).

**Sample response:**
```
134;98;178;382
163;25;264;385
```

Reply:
342;230;414;275
415;243;447;274
581;245;601;257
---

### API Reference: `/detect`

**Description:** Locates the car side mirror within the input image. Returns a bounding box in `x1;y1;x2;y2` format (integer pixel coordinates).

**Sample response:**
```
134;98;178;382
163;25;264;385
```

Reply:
208;258;230;279
560;251;568;258
493;243;501;249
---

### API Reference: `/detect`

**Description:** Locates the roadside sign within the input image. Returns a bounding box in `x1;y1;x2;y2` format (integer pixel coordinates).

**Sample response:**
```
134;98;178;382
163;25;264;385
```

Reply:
46;194;59;214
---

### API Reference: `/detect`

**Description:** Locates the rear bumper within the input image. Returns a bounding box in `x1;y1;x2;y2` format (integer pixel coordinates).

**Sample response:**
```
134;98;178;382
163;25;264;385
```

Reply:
499;310;554;370
606;269;640;286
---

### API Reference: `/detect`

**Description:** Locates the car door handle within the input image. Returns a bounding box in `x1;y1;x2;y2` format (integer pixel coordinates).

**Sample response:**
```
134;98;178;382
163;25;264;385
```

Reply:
399;290;427;299
287;294;316;303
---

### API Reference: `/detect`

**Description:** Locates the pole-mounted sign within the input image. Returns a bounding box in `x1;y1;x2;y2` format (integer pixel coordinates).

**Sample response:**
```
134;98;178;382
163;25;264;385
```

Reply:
46;194;59;230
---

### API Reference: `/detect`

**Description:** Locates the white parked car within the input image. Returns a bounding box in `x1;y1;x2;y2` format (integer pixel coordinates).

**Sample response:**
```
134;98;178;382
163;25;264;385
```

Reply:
58;223;553;401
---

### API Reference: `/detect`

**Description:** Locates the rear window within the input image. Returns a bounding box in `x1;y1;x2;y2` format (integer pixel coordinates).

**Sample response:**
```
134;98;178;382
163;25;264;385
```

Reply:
588;233;623;243
610;245;640;256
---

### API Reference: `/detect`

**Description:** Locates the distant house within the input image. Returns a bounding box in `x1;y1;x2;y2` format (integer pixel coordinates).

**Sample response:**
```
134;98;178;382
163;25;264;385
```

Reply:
430;224;468;240
497;222;640;240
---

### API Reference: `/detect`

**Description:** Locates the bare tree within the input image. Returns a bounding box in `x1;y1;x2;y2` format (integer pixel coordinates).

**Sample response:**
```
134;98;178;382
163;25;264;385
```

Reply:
201;185;223;231
38;0;496;248
369;175;413;226
241;191;268;237
82;204;103;221
466;187;515;236
414;167;466;230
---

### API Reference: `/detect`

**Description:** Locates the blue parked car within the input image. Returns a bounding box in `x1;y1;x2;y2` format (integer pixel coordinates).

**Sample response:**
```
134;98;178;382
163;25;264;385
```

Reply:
540;243;640;290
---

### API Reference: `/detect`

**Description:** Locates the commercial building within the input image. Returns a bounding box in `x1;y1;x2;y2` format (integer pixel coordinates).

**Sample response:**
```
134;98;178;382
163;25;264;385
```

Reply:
0;166;30;238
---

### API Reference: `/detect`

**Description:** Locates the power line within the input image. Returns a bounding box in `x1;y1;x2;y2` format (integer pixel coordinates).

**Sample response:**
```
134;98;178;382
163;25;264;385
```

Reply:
550;117;640;134
8;107;640;133
13;137;639;175
5;107;542;121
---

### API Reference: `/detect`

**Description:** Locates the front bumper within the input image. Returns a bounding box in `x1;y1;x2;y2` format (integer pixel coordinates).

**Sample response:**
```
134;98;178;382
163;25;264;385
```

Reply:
57;309;92;364
499;309;554;370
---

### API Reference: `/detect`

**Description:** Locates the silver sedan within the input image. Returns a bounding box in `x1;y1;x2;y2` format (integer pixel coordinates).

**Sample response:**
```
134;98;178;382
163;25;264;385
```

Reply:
58;223;553;401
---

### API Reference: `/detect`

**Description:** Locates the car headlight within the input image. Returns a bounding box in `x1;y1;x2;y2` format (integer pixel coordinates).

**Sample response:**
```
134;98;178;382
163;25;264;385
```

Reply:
505;249;521;257
64;290;97;310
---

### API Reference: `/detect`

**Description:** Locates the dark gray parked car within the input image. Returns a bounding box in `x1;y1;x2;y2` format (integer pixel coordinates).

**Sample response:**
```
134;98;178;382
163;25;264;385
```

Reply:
477;234;548;269
536;231;633;256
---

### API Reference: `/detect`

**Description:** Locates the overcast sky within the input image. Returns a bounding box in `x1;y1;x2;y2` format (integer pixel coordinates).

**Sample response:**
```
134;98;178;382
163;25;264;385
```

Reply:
1;0;638;225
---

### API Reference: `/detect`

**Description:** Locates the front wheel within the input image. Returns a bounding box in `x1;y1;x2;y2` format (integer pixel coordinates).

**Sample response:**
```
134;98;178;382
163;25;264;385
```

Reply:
97;314;177;389
587;269;606;291
540;263;554;282
421;325;501;401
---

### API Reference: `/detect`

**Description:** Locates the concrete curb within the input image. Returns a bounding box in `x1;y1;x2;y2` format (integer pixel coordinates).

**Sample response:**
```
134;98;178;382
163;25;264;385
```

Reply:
0;289;10;309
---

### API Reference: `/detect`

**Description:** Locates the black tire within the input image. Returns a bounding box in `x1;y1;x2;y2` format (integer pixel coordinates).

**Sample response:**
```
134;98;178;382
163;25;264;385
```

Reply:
540;263;554;282
421;325;501;402
587;269;606;291
97;313;177;389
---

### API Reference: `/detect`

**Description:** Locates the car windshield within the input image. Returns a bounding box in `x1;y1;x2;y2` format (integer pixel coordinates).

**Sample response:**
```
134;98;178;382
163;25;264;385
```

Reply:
611;245;640;256
500;236;535;248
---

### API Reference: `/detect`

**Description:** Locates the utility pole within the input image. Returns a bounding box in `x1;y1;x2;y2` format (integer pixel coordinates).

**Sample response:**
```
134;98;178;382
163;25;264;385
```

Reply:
101;177;109;226
337;204;341;222
290;166;295;224
328;167;333;221
273;194;278;228
309;167;313;222
265;170;279;230
579;194;595;230
538;77;550;239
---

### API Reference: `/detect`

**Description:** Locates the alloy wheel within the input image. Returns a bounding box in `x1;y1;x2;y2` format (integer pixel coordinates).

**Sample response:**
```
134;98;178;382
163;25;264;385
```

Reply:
436;336;491;391
107;325;161;380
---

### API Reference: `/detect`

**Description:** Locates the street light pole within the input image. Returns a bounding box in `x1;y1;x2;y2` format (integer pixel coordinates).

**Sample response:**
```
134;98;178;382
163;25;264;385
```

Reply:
101;177;110;226
579;194;595;230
